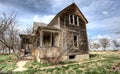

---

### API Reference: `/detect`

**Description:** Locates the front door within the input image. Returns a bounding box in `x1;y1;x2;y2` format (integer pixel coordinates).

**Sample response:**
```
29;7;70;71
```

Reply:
25;44;33;55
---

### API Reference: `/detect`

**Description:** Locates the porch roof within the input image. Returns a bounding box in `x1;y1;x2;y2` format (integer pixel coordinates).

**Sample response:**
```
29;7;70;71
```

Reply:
35;26;61;34
19;34;35;44
38;26;61;31
19;34;35;38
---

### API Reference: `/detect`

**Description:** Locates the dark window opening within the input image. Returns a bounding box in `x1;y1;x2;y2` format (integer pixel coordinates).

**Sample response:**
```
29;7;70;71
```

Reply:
74;16;77;25
43;32;51;46
37;38;40;47
69;14;79;26
51;34;55;46
69;55;76;59
43;32;58;47
70;15;73;24
26;39;29;42
73;35;78;47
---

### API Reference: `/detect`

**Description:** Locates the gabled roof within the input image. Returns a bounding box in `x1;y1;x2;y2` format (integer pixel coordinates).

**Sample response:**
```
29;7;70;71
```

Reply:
48;3;88;26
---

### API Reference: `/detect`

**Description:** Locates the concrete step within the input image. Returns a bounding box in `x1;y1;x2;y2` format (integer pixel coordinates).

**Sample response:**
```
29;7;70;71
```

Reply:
22;56;34;60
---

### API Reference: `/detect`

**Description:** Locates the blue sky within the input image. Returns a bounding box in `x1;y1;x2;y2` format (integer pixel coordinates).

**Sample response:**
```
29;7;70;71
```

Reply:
0;0;120;39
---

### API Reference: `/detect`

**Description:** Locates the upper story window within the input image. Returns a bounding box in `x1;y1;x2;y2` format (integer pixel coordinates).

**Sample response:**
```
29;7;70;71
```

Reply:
74;16;77;25
69;14;79;26
70;15;73;24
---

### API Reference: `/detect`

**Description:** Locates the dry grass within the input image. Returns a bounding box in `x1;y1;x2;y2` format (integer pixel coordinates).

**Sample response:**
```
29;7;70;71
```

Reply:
0;50;120;74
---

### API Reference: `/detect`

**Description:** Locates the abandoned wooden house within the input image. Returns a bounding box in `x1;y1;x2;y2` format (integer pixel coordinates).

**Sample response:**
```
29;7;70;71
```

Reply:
19;3;89;62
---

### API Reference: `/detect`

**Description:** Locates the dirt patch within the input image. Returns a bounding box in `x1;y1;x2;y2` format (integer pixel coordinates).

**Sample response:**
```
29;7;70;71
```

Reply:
112;63;120;72
13;60;29;72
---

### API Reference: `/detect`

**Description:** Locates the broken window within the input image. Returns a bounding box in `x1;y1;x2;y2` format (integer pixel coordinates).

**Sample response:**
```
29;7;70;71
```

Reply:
70;14;73;24
74;16;77;25
51;33;58;46
73;35;78;47
43;32;51;46
69;14;79;26
42;32;58;47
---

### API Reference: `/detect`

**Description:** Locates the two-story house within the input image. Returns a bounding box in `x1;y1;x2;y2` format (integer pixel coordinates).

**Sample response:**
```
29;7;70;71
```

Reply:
19;3;89;62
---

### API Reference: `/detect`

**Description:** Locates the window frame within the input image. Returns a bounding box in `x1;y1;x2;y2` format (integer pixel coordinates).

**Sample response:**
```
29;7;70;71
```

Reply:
73;34;79;47
69;14;79;26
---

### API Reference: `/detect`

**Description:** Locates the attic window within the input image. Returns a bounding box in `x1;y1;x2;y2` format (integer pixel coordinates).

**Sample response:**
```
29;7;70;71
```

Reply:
69;14;79;26
74;16;77;25
70;15;73;24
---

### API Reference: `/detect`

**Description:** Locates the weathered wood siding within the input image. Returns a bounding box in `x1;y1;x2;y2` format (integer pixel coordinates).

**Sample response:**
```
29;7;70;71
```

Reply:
59;13;88;55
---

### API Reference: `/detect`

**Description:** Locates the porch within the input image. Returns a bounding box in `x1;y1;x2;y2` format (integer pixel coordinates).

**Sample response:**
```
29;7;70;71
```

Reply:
19;26;61;57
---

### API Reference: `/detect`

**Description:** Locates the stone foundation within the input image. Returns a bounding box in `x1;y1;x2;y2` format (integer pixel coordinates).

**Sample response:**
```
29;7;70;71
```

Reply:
62;54;89;62
34;47;61;63
33;47;89;63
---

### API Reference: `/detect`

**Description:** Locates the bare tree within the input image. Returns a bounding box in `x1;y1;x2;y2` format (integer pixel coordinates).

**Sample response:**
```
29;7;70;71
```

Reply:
99;38;110;50
0;13;20;56
88;36;92;51
92;43;100;50
112;40;120;50
22;26;32;34
0;42;6;54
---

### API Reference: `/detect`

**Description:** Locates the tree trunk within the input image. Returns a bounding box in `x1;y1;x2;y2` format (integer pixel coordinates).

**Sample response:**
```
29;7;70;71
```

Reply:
9;48;11;54
3;48;5;54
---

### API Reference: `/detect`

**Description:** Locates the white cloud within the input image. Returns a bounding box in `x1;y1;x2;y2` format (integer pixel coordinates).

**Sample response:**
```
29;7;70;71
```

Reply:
33;15;40;22
40;15;55;24
33;15;55;24
101;16;120;32
92;33;120;40
93;35;110;39
97;35;107;39
102;11;109;15
87;16;120;33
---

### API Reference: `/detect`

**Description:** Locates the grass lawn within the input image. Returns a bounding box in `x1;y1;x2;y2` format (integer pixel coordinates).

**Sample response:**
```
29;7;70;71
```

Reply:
0;54;18;74
0;51;120;74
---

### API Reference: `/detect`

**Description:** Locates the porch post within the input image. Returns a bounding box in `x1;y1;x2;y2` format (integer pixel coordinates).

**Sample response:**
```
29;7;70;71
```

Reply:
58;32;60;47
40;30;43;47
58;17;60;29
50;32;52;46
21;38;23;49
